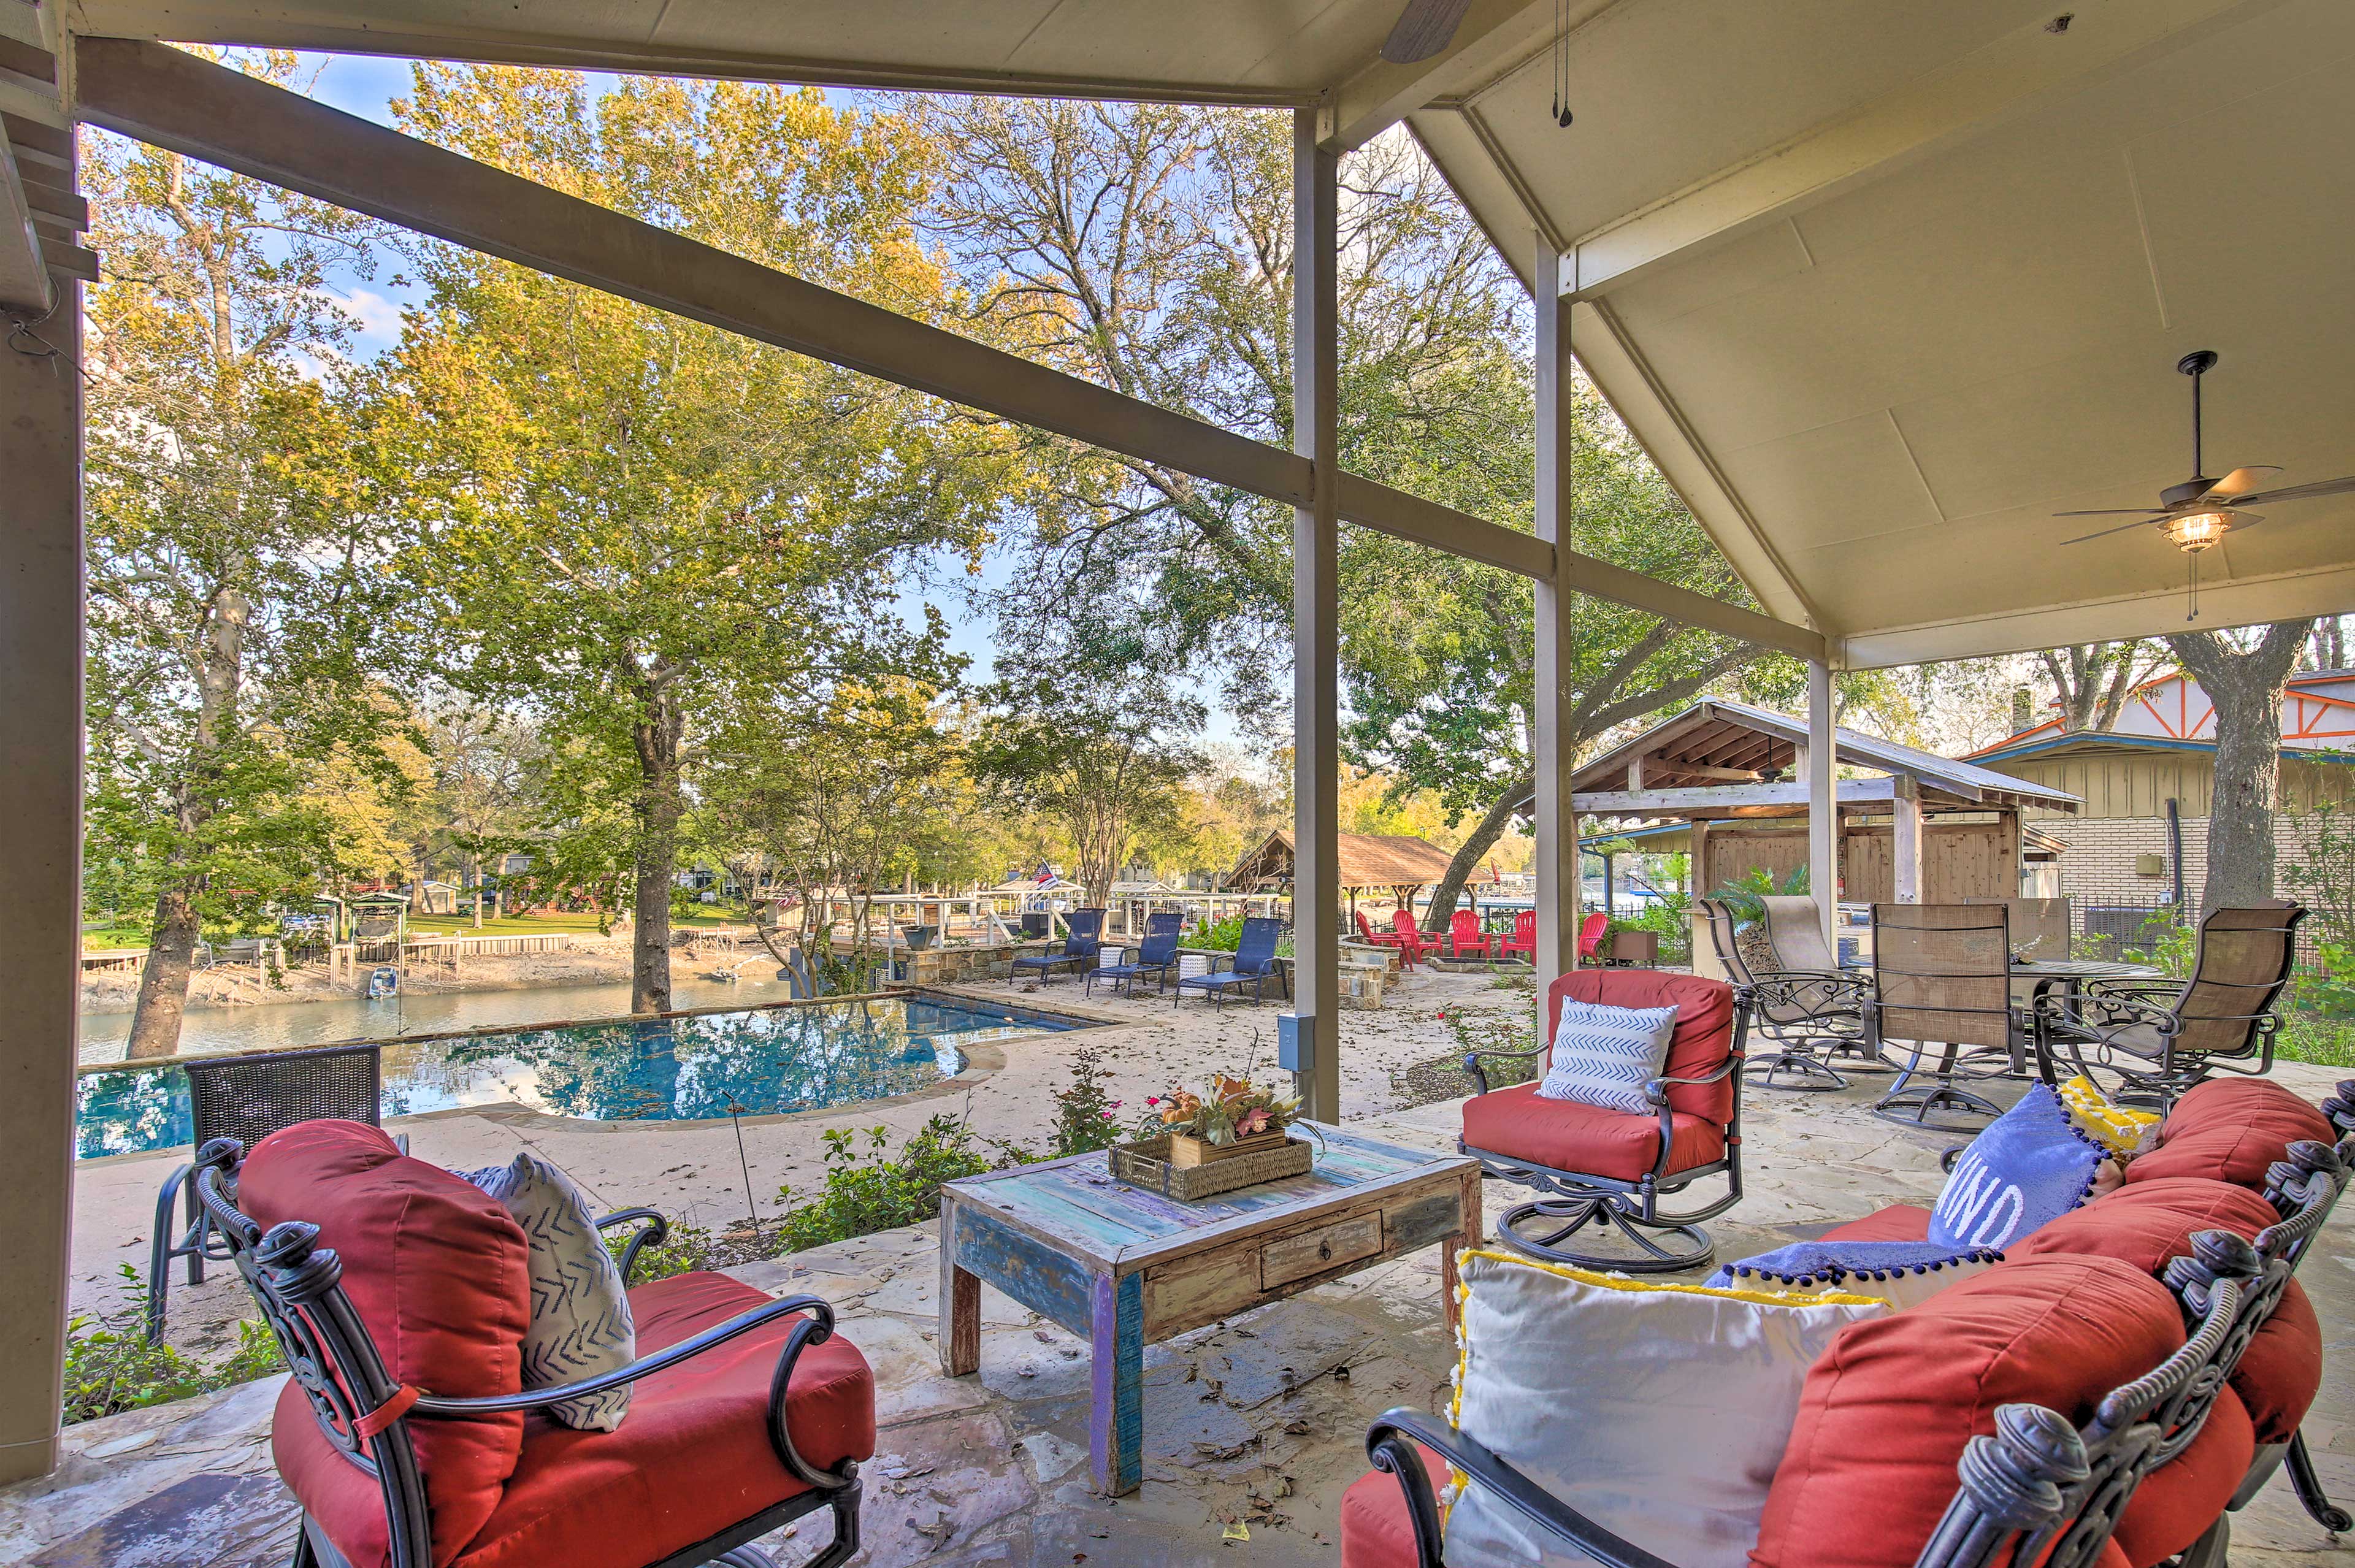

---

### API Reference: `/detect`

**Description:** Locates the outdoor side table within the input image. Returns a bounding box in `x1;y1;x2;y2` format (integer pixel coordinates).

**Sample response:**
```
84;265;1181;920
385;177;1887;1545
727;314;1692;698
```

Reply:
936;1123;1479;1496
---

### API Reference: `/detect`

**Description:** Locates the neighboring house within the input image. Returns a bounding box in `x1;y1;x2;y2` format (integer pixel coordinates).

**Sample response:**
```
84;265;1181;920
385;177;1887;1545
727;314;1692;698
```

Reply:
1962;668;2354;944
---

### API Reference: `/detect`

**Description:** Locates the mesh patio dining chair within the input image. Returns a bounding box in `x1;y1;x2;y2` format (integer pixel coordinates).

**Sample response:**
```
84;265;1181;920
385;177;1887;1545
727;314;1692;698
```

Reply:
2041;901;2307;1109
1696;898;1871;1092
1867;902;2031;1134
1759;893;1896;1084
148;1041;386;1342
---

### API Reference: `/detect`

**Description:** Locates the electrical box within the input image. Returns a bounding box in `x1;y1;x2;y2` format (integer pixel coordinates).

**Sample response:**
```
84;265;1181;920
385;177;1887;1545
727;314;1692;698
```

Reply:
2134;853;2167;877
1277;1013;1313;1073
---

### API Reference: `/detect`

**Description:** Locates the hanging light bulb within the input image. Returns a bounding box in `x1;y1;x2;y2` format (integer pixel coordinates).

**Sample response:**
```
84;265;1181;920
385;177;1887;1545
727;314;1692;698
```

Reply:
2161;511;2231;552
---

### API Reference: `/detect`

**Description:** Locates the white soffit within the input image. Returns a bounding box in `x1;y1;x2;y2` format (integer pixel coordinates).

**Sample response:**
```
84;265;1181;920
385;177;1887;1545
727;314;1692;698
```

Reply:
1419;0;2355;665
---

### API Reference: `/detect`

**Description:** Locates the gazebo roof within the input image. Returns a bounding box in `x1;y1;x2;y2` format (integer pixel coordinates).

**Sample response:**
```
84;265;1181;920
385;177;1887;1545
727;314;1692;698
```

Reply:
1570;700;2080;822
1223;830;1458;892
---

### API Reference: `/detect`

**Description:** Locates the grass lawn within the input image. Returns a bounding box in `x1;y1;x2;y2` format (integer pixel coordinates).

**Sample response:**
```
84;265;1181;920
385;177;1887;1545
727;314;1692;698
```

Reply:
2280;1013;2355;1071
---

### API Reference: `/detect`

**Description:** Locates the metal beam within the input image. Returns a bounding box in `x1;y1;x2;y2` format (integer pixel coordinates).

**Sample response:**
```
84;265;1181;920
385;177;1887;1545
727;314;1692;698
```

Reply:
1558;0;2273;302
1290;107;1341;1125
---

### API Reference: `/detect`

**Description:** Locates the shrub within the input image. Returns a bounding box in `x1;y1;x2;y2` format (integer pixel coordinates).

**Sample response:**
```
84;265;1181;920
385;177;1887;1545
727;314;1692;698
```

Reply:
605;1218;721;1283
1437;1006;1541;1089
1040;1040;1126;1157
1192;916;1294;957
63;1264;283;1425
775;1114;993;1252
2294;939;2355;1020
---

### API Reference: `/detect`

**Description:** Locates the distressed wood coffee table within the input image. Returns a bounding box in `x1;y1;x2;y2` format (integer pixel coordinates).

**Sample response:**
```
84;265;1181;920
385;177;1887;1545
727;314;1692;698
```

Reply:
937;1123;1479;1495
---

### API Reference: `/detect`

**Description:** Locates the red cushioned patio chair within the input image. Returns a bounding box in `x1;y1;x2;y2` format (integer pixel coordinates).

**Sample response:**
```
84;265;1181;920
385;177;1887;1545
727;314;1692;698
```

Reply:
1458;968;1749;1274
1447;908;1493;960
186;1128;869;1568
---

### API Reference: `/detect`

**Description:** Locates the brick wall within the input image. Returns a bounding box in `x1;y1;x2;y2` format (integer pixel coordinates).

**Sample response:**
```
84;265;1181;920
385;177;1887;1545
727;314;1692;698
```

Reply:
2040;814;2319;955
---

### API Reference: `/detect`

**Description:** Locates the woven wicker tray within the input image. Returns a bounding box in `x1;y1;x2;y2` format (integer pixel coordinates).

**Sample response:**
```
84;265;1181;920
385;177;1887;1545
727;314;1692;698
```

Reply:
1109;1132;1314;1201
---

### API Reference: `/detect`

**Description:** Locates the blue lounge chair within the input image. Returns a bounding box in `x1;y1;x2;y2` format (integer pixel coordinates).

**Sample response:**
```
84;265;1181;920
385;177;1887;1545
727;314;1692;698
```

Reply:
1174;916;1289;1011
1010;907;1105;986
1087;911;1184;999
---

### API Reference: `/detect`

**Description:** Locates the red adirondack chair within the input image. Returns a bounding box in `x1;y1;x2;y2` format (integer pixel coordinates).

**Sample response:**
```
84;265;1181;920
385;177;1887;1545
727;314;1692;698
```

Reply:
1577;910;1608;963
1448;908;1493;960
1388;908;1437;965
1356;909;1420;968
1498;909;1537;963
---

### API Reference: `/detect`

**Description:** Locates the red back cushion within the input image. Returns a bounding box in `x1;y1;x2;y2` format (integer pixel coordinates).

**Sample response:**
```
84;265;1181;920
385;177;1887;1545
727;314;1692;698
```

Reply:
2126;1080;2332;1191
243;1120;532;1568
2006;1176;2283;1268
2110;1388;2255;1568
2234;1279;2324;1446
1752;1255;2186;1568
1549;969;1736;1123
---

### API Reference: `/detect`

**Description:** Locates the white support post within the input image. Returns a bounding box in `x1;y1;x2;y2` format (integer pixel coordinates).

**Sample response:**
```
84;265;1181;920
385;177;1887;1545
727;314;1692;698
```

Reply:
1891;776;1923;904
0;262;82;1483
1532;239;1579;997
1806;659;1838;952
1288;106;1341;1124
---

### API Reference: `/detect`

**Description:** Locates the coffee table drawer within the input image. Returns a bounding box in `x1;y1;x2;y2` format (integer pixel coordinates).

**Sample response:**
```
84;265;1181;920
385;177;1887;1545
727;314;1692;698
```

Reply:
1258;1212;1382;1290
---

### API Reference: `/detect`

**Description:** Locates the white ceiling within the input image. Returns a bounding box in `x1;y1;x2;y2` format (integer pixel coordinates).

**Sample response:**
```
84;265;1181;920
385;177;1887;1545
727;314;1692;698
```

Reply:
74;0;2355;666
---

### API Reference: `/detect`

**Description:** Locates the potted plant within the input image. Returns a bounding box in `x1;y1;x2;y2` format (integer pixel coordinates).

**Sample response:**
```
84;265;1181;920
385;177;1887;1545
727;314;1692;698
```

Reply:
1139;1073;1303;1167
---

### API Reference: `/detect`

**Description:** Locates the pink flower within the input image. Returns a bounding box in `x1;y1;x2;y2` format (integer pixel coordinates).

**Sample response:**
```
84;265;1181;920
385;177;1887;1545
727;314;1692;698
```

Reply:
1110;1101;1122;1107
1146;1096;1160;1106
1236;1107;1271;1135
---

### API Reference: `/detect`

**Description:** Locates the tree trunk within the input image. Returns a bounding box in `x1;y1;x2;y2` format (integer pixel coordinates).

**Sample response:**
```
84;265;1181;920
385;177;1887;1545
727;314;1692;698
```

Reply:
630;692;684;1014
125;882;202;1059
2164;621;2310;917
1421;773;1533;933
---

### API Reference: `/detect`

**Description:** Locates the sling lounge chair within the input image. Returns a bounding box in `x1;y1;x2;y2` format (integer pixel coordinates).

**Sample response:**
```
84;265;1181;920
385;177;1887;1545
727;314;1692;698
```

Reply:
1174;915;1289;1010
1009;907;1104;986
1089;911;1183;998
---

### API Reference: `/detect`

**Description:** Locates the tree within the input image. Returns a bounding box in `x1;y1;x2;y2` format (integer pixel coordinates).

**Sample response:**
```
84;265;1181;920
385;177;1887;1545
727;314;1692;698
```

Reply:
2164;620;2313;916
968;668;1206;908
384;66;1013;1011
80;59;401;1057
2037;641;2167;731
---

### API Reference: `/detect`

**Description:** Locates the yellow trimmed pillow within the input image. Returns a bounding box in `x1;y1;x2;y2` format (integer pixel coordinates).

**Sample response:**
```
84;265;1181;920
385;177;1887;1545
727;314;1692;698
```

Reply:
2059;1074;2161;1157
1444;1249;1888;1567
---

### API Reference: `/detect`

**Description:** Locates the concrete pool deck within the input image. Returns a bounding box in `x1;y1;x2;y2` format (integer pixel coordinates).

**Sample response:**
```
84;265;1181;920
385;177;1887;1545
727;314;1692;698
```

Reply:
12;1052;2351;1568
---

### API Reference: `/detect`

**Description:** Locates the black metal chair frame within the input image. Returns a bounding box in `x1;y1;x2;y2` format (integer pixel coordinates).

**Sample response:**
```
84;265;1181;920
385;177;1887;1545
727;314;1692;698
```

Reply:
2245;1084;2355;1536
183;1137;864;1568
1008;908;1105;987
1172;917;1291;1011
1086;911;1184;999
149;1042;389;1344
1458;989;1750;1276
1697;898;1878;1093
1867;904;2032;1136
2038;904;2307;1110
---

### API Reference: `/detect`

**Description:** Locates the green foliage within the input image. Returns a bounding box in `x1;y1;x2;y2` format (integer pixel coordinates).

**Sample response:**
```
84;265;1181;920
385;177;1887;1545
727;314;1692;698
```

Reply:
1040;1041;1127;1157
1436;1006;1541;1088
1709;865;1809;928
605;1219;719;1283
2279;1013;2355;1069
1192;915;1295;957
775;1115;994;1251
2294;940;2355;1020
2117;914;2197;979
2284;797;2355;949
63;1265;283;1425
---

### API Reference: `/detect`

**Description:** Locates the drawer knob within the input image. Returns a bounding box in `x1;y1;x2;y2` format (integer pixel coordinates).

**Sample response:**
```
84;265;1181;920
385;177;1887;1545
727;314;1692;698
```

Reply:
1317;1240;1332;1260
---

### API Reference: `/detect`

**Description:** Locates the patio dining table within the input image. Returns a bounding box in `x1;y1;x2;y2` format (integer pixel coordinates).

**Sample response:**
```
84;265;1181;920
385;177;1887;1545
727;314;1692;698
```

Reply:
1833;956;2168;1076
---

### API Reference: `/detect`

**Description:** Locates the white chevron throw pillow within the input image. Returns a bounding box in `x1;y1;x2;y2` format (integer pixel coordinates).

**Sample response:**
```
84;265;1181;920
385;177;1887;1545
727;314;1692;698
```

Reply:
465;1152;637;1431
1536;999;1680;1114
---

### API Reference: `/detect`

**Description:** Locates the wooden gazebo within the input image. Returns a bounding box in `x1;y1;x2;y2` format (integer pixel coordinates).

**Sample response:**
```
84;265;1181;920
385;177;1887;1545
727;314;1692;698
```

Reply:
1223;829;1457;912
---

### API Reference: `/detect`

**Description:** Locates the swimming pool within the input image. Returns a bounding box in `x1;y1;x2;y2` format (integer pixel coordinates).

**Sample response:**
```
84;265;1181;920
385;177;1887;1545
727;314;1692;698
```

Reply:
75;994;1079;1159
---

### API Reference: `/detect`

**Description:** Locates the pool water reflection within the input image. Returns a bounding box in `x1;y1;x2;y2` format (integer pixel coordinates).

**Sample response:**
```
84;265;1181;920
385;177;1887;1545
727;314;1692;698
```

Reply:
76;995;1074;1158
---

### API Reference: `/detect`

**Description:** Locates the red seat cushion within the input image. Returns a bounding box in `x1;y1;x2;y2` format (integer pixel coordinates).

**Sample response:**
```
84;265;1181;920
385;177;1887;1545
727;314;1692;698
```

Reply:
246;1121;530;1568
2235;1279;2323;1446
454;1271;875;1568
1340;1442;1450;1568
1753;1255;2186;1568
2110;1388;2256;1568
1820;1204;1934;1244
2126;1080;2332;1191
1460;1082;1726;1182
1550;969;1736;1124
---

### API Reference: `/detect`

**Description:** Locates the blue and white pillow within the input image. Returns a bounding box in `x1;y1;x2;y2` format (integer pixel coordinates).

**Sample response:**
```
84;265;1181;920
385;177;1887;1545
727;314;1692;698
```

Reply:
465;1152;638;1431
1536;1000;1680;1115
1710;1239;2004;1312
1928;1084;2106;1252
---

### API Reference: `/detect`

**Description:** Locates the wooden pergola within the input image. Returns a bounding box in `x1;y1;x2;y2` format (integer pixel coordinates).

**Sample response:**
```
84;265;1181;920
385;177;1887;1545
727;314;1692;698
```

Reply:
5;2;2354;1481
1223;828;1457;914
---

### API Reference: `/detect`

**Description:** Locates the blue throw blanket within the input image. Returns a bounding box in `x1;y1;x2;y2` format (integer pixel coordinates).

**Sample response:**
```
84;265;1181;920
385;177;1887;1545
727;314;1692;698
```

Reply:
1709;1239;2002;1294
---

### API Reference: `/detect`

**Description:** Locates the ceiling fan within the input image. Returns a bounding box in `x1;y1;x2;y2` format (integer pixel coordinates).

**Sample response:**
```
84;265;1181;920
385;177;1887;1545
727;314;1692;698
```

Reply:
2053;350;2355;619
1380;0;1474;63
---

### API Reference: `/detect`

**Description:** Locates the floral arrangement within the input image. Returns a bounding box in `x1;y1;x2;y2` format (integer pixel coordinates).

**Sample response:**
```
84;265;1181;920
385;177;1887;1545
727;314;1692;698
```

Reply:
1138;1073;1302;1146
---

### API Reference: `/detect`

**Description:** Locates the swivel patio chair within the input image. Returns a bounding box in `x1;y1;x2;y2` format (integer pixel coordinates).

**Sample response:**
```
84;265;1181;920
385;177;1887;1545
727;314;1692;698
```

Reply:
1446;908;1493;960
1008;906;1104;987
1357;909;1422;968
1458;968;1748;1274
1497;910;1537;964
1763;893;1897;1081
1868;902;2031;1135
1174;915;1289;1010
148;1041;388;1344
2040;901;2307;1109
1089;911;1183;998
188;1123;871;1568
1694;898;1871;1093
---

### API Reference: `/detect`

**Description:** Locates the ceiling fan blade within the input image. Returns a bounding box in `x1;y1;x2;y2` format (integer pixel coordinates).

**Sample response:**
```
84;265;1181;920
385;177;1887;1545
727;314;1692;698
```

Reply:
2223;475;2355;507
2199;464;2281;500
1380;0;1475;62
2052;508;2169;518
2060;519;2164;545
